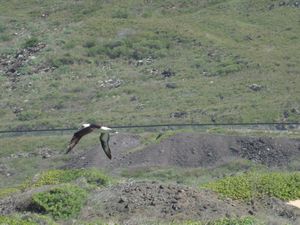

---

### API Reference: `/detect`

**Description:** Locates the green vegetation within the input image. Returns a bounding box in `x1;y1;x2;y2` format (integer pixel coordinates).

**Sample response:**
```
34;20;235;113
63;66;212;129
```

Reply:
0;187;19;198
0;1;299;224
22;37;39;48
0;0;299;130
204;171;300;201
121;159;267;186
206;217;257;225
22;168;112;189
0;214;57;225
0;216;38;225
31;185;87;219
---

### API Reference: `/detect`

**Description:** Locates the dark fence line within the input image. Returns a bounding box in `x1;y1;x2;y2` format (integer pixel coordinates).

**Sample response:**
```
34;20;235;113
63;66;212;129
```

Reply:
0;122;299;135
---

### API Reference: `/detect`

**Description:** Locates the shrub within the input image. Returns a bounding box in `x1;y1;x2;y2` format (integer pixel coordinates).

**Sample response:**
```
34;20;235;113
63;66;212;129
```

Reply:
208;217;257;225
22;37;39;48
112;9;129;19
22;169;111;189
48;55;75;68
0;34;11;42
31;185;87;219
17;111;40;121
204;172;300;201
87;34;171;60
83;40;96;48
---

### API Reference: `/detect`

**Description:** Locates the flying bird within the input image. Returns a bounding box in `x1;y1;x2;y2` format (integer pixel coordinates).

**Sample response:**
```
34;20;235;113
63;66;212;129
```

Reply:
66;123;117;159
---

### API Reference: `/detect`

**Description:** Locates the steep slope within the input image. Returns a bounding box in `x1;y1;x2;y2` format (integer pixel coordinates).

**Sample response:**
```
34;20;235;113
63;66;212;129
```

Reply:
0;0;299;130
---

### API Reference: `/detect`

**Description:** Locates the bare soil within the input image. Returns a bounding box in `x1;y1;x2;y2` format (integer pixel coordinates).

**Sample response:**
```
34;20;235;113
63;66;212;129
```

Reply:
63;133;300;170
79;181;299;225
61;133;300;224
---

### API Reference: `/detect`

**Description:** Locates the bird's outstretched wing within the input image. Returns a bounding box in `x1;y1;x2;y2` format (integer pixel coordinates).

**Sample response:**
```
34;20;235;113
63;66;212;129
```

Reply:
99;132;112;159
66;126;93;154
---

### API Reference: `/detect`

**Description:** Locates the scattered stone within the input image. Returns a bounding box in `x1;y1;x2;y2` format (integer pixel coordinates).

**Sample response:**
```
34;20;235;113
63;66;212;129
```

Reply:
0;42;47;82
275;124;287;131
150;68;159;75
161;68;175;78
98;78;123;88
0;164;10;176
237;138;289;166
136;60;144;66
165;83;177;89
12;106;23;114
248;83;263;91
130;96;138;101
291;107;300;114
268;1;299;9
170;111;187;118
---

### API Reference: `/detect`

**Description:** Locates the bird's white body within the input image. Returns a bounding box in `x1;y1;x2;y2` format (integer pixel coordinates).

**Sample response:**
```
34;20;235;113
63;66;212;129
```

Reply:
100;126;112;131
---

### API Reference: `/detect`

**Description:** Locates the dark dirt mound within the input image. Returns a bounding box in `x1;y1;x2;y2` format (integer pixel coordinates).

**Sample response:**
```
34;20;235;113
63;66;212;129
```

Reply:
63;133;300;170
79;181;300;225
80;181;250;224
236;137;299;167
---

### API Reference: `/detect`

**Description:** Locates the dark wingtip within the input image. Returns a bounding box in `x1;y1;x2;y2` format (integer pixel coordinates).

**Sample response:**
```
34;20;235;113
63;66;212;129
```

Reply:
65;147;72;154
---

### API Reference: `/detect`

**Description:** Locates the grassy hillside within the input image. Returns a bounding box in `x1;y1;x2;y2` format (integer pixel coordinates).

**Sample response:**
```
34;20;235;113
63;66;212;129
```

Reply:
0;0;299;130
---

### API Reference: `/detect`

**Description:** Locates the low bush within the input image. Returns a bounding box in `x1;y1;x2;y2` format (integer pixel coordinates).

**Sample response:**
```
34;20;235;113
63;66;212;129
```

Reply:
204;172;300;201
22;37;39;48
87;34;171;60
31;185;87;219
22;168;111;189
208;217;257;225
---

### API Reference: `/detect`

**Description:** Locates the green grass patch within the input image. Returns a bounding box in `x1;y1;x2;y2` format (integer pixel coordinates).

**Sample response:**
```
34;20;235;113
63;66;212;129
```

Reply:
121;160;264;186
0;0;299;130
204;171;300;201
0;216;38;225
22;37;39;48
31;184;87;219
0;187;20;199
22;168;112;189
0;214;57;225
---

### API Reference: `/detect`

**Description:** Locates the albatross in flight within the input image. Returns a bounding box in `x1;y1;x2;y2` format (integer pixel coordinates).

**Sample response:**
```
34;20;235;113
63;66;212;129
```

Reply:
66;123;117;159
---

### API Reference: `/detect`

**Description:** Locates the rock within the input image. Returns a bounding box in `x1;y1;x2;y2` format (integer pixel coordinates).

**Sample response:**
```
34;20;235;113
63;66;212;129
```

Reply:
165;83;177;89
283;111;289;119
161;68;175;78
170;111;187;118
248;83;263;91
130;96;138;101
98;78;123;88
136;60;144;66
275;124;287;131
291;108;300;114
